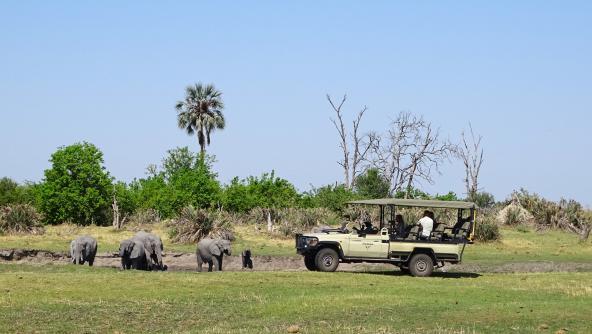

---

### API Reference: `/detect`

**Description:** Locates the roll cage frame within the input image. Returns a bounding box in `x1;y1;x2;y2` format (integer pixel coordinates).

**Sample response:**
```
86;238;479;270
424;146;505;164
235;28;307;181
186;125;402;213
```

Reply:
345;198;478;243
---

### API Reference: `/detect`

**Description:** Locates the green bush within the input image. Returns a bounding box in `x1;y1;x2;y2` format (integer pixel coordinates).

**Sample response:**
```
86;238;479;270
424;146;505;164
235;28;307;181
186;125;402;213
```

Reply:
222;171;299;213
167;206;233;243
39;142;113;225
470;191;495;208
0;177;38;206
354;168;390;199
131;148;222;218
0;204;45;235
474;214;500;242
300;184;359;213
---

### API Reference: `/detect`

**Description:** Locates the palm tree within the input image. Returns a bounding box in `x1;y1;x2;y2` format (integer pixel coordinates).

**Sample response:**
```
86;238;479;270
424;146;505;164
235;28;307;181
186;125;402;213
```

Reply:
176;83;226;156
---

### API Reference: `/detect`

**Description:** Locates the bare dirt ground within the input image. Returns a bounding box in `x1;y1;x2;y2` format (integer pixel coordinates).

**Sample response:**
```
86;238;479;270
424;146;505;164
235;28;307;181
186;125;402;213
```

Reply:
2;248;592;273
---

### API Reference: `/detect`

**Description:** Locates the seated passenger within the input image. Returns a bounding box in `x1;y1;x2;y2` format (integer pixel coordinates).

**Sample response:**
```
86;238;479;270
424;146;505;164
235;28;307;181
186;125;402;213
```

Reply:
394;214;405;236
417;210;434;240
355;221;377;234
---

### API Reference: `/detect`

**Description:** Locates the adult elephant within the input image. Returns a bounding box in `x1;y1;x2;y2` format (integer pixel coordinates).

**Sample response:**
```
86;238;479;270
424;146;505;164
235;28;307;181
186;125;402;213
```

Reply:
70;236;98;266
196;238;231;272
132;231;166;271
119;239;149;270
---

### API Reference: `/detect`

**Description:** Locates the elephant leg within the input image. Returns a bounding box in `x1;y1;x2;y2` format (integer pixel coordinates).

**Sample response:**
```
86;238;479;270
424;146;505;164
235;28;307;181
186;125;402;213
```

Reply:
218;256;223;271
211;258;219;272
207;260;214;272
88;257;94;267
196;256;203;272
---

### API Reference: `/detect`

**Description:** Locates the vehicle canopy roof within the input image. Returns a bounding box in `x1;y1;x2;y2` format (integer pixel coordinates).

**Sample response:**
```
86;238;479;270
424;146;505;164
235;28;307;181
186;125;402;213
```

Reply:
346;198;477;210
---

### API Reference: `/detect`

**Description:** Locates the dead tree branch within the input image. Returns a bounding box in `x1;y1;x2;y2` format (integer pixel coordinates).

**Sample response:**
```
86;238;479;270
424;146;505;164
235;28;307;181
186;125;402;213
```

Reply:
458;123;484;199
327;94;373;189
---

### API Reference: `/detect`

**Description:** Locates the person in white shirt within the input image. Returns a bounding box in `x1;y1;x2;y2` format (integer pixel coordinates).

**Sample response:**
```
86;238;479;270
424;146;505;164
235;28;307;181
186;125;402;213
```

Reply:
417;210;434;239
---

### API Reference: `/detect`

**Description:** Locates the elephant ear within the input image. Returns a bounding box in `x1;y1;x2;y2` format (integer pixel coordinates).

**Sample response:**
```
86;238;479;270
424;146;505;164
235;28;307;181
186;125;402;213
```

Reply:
130;243;142;258
119;240;130;257
209;241;221;256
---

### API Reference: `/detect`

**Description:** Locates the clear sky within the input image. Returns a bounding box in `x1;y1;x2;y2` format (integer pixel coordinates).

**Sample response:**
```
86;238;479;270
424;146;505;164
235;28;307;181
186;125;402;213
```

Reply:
1;1;591;205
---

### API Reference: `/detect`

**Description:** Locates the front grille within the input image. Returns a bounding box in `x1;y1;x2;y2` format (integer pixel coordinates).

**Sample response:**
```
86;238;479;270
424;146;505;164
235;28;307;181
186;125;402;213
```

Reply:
295;234;307;249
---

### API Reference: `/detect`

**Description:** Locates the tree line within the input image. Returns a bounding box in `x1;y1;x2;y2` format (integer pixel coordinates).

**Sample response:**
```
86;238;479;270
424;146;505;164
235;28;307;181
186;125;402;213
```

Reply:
0;83;488;228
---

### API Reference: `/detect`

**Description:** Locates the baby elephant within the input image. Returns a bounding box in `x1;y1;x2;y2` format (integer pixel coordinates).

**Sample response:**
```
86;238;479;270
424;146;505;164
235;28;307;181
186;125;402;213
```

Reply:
70;236;98;266
241;249;253;269
196;238;231;272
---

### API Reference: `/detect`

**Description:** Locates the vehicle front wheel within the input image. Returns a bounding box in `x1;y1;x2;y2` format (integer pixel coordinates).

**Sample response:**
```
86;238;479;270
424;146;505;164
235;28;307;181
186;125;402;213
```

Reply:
408;253;434;277
315;248;339;272
304;253;317;271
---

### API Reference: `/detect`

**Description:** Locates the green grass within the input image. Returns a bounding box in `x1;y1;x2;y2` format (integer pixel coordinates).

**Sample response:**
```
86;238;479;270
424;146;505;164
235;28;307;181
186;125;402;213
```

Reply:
0;264;590;333
1;224;590;264
465;227;592;264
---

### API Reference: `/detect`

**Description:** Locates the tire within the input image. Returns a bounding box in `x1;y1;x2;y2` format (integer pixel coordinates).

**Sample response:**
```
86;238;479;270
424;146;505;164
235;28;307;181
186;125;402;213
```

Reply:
315;248;339;272
408;253;434;277
304;254;317;271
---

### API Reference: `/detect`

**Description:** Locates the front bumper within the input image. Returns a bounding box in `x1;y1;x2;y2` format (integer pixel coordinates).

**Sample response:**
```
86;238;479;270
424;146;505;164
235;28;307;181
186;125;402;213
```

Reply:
295;234;319;255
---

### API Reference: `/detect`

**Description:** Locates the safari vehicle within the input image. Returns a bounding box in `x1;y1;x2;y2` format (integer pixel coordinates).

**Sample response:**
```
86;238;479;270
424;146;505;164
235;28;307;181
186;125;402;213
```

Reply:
295;199;477;277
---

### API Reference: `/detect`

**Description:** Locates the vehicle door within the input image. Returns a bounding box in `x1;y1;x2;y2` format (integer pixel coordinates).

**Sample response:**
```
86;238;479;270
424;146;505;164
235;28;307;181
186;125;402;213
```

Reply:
347;230;389;258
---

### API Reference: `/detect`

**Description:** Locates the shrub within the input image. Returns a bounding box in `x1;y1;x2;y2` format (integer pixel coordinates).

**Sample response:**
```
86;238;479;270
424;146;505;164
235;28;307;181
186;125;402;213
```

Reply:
222;172;299;213
470;191;495;208
242;207;339;237
504;206;524;226
273;208;339;237
474;213;500;242
0;204;45;235
301;184;359;213
126;208;161;228
167;206;233;243
354;168;390;199
39;142;113;225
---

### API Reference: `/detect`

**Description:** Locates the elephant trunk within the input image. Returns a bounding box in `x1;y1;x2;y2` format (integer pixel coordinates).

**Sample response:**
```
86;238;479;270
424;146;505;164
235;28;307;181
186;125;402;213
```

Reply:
155;250;163;269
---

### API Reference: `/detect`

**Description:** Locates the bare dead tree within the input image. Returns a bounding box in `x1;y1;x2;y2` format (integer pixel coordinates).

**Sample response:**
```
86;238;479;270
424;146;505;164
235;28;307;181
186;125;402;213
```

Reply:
327;94;373;189
458;123;484;200
368;112;455;197
112;196;121;229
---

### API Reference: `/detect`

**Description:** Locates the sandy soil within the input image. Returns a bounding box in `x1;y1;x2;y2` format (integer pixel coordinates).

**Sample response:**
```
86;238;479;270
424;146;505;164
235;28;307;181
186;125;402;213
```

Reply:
1;248;591;274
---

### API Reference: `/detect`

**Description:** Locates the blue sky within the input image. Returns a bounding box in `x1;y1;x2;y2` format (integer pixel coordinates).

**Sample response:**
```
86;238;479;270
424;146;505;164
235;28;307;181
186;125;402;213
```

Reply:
1;1;591;205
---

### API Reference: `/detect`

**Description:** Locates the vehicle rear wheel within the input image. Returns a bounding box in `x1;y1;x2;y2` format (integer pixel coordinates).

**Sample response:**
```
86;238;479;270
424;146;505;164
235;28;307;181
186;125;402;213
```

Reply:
315;248;339;272
304;254;317;271
408;253;434;277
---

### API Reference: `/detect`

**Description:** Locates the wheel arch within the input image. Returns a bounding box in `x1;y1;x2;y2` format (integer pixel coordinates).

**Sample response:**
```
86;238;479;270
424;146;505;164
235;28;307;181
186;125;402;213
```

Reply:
317;242;344;259
409;247;437;264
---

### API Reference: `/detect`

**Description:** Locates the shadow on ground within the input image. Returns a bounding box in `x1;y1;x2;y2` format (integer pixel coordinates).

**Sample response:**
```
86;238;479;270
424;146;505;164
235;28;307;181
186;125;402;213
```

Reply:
350;270;482;279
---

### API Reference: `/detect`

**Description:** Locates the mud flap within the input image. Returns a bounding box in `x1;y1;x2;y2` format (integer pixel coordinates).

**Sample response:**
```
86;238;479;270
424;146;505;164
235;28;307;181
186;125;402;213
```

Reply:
459;241;468;263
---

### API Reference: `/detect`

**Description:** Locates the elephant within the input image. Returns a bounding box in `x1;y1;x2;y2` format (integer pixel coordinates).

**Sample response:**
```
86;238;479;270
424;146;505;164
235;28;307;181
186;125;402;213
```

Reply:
241;249;253;269
70;236;97;266
196;238;232;272
119;238;149;270
131;231;166;271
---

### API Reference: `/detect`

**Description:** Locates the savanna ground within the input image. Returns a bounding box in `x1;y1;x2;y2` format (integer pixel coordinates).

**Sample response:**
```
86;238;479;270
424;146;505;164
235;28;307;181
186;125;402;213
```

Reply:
0;265;590;333
1;225;591;333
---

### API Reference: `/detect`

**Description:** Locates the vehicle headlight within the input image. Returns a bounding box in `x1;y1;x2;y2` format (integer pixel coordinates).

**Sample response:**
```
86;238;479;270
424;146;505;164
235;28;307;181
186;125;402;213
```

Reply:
307;238;319;247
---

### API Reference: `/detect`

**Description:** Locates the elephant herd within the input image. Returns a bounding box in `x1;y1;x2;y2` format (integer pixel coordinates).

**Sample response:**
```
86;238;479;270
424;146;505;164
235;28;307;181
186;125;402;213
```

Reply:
69;232;254;272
